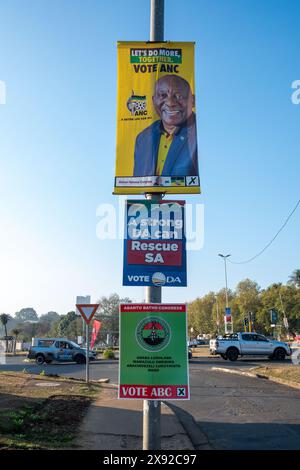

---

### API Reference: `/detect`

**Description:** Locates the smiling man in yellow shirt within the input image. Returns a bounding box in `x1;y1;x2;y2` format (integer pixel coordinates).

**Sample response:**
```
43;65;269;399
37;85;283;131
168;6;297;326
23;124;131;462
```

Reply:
134;74;199;178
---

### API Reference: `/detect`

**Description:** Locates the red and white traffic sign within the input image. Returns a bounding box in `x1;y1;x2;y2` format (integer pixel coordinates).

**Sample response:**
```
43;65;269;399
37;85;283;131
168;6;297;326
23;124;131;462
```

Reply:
76;304;99;324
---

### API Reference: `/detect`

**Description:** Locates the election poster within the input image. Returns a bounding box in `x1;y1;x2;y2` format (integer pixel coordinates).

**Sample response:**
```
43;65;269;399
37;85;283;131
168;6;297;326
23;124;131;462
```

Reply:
114;41;200;195
119;303;189;400
123;199;186;287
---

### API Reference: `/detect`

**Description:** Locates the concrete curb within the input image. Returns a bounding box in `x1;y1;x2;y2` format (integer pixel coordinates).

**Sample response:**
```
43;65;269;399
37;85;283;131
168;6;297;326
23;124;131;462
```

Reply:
165;402;212;450
107;383;211;449
211;366;300;390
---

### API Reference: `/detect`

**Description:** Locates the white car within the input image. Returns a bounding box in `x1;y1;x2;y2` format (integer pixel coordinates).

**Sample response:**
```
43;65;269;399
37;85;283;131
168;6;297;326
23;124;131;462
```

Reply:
210;332;291;361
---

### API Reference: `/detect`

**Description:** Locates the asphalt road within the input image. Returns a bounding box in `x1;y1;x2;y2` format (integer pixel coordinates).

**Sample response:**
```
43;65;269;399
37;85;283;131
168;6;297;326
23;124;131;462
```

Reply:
1;355;299;450
0;356;119;383
177;360;300;450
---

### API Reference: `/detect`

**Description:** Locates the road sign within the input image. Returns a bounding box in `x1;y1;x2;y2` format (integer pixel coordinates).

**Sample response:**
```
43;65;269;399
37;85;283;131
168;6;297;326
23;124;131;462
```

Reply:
119;303;189;400
270;309;278;324
123;200;187;287
76;304;99;325
76;296;91;315
225;307;231;316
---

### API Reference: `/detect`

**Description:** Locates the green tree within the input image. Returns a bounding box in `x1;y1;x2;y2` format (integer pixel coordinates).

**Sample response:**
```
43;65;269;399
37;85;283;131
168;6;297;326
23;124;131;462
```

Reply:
14;308;38;323
0;314;11;352
40;311;60;323
0;314;10;337
188;292;218;336
11;328;21;339
236;279;261;331
57;311;78;339
288;269;300;288
96;293;132;345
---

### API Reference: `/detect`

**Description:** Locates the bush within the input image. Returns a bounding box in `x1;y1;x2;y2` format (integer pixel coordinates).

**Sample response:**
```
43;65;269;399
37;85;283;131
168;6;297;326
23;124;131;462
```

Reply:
102;349;115;359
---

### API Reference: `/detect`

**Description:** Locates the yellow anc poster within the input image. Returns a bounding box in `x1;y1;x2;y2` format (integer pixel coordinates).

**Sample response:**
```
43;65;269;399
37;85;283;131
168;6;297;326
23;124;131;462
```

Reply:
114;42;200;195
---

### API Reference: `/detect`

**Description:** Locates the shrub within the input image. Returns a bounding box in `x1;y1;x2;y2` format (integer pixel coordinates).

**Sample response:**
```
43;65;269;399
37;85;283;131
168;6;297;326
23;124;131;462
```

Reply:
102;349;115;360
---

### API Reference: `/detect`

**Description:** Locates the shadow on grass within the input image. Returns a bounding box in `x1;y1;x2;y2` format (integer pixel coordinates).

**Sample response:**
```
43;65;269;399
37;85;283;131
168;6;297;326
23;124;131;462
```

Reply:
0;393;91;449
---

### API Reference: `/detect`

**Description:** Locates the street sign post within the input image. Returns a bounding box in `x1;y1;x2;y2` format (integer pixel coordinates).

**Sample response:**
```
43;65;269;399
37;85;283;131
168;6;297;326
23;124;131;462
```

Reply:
224;307;233;334
76;295;91;344
270;308;279;325
119;303;189;400
76;304;99;383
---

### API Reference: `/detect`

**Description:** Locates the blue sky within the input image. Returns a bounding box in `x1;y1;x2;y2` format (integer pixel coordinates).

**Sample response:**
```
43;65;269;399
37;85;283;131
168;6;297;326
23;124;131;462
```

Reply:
0;0;299;315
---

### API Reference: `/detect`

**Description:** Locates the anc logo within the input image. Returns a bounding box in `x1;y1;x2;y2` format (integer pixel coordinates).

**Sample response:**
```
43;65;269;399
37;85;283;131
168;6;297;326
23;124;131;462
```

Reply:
127;91;147;116
136;317;171;352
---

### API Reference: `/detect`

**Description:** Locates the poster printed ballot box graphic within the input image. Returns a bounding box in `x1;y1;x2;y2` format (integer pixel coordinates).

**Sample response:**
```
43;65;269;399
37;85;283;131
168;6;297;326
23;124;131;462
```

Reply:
119;304;189;400
123;200;186;287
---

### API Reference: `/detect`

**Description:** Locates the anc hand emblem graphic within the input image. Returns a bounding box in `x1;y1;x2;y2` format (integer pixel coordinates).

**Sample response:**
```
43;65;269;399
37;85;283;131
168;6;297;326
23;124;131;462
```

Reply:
135;317;171;352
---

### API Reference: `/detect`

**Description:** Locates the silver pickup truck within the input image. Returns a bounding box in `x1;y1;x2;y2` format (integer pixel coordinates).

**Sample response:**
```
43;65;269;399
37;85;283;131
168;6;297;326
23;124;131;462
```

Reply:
210;332;291;361
28;338;96;365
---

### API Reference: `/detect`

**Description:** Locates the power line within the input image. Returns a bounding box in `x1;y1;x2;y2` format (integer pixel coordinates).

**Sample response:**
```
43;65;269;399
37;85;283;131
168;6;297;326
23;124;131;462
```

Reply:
228;198;300;265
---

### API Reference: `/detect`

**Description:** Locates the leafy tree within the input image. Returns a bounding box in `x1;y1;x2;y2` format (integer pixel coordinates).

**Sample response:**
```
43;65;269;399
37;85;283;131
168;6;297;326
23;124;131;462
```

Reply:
56;311;78;338
17;322;39;342
39;311;60;323
0;314;12;352
187;277;300;338
188;292;216;337
288;269;300;288
0;314;10;338
95;293;132;345
236;279;261;330
14;308;38;323
11;328;21;339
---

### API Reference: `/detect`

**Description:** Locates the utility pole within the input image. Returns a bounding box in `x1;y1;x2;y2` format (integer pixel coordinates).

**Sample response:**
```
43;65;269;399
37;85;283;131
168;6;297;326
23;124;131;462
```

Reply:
218;253;232;333
218;254;231;308
215;295;220;335
143;0;164;452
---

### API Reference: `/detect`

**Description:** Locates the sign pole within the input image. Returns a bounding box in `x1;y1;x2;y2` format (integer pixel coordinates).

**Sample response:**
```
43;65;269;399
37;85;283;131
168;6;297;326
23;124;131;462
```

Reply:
76;304;99;384
143;0;164;452
86;322;89;383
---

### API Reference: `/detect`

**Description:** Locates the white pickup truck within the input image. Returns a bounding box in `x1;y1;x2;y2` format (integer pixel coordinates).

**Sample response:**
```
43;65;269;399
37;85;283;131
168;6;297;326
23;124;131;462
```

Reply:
210;332;291;361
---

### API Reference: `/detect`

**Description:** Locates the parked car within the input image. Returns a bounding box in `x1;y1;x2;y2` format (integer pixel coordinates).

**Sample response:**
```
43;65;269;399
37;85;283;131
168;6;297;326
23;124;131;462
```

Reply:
28;338;96;365
209;332;291;362
188;348;192;360
196;339;206;345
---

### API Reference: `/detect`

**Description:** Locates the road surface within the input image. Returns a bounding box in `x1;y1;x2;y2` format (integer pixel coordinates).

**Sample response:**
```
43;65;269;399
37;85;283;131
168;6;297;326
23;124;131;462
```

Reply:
1;355;299;449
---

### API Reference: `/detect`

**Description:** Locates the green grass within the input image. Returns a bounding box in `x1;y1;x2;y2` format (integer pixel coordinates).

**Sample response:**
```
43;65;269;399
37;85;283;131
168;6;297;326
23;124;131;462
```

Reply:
0;371;103;449
254;365;300;385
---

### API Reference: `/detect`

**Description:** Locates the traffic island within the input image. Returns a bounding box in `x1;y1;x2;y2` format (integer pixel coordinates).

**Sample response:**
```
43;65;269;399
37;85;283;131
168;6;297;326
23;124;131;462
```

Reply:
252;365;300;390
0;371;103;449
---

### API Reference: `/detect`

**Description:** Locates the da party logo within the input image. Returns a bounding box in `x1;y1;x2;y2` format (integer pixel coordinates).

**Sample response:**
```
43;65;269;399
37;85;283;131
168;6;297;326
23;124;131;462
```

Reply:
127;91;147;116
152;272;166;286
135;317;171;352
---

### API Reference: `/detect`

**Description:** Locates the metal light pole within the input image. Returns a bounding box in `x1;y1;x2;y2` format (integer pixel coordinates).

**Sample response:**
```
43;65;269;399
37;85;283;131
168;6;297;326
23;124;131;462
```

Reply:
143;0;164;451
218;254;231;307
215;295;220;335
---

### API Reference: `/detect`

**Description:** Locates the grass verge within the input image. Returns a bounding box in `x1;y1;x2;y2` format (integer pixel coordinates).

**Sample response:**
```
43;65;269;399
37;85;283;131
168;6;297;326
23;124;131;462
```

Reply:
0;371;102;450
253;365;300;386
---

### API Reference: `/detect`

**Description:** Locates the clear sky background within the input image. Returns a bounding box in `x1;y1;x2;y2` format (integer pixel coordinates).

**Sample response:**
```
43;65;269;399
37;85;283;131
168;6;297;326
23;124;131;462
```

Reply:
0;0;299;316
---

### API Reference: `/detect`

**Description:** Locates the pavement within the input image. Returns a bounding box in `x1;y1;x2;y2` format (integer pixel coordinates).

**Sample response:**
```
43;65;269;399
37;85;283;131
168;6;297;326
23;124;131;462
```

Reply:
74;384;211;451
